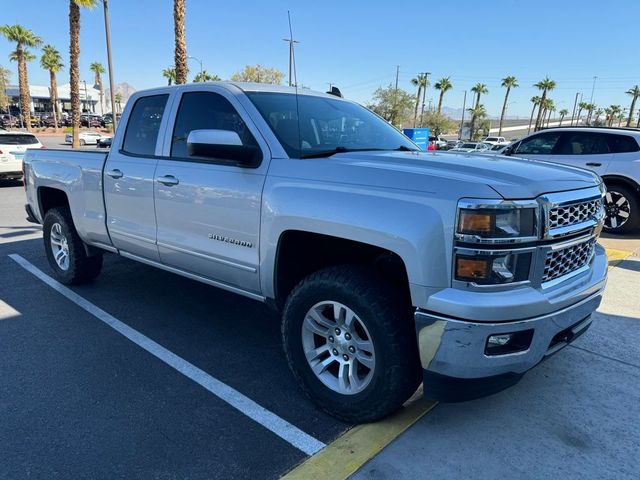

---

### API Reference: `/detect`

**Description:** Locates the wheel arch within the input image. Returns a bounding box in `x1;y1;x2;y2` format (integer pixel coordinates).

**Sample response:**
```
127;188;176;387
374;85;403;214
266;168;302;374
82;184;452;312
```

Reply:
602;174;640;194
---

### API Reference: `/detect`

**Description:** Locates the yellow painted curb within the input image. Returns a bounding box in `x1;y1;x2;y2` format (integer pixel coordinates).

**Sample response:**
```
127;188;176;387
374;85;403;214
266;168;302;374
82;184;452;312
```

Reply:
282;395;437;480
605;248;632;268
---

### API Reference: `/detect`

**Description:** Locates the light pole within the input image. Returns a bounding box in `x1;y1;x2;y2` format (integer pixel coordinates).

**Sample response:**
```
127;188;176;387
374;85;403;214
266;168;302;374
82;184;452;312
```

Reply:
570;92;580;126
459;90;467;140
187;55;203;79
590;76;597;104
82;80;88;114
103;0;118;130
282;38;300;87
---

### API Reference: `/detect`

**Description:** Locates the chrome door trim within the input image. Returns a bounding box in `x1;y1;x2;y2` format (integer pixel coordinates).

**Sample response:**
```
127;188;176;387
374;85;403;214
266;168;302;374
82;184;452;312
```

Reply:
119;250;265;302
109;228;156;245
157;241;257;273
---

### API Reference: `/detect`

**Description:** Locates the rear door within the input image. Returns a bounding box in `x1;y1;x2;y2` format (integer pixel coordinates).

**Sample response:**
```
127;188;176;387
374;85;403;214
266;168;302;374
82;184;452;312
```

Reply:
153;87;270;295
548;131;612;176
103;93;171;261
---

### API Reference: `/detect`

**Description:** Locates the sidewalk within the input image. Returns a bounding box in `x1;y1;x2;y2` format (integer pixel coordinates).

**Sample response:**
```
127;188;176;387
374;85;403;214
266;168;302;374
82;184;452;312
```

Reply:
351;258;640;480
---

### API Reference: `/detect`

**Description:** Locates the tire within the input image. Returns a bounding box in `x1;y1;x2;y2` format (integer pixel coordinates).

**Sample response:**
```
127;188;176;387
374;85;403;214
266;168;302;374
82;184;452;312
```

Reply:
43;207;103;284
282;265;421;423
603;184;640;234
79;139;86;146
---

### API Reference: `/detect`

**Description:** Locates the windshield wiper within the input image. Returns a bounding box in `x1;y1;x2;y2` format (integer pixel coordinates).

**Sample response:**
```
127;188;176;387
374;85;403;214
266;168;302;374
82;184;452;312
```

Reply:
300;147;387;159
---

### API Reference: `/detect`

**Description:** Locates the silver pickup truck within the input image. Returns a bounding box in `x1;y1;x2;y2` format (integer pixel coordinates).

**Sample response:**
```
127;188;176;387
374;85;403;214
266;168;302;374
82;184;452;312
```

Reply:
23;82;608;422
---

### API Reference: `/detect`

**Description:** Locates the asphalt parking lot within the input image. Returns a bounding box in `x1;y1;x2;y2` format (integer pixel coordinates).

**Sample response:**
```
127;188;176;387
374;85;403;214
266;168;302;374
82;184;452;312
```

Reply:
1;178;639;479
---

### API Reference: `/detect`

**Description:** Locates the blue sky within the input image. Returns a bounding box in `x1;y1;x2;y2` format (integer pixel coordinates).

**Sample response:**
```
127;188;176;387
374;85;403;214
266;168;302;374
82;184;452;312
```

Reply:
1;0;638;117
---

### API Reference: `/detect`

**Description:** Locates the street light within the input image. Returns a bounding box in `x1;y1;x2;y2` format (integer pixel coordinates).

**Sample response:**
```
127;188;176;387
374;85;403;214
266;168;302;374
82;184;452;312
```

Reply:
187;55;203;79
103;0;118;131
81;80;88;113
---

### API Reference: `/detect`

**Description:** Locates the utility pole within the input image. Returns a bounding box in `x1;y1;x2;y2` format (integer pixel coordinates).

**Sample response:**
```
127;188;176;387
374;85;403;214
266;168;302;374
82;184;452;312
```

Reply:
420;71;431;126
103;0;118;130
283;37;300;86
459;90;467;140
570;91;579;126
590;76;597;104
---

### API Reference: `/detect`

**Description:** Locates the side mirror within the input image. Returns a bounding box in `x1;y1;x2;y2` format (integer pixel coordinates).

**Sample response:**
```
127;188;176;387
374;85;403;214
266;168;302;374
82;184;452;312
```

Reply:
187;129;261;166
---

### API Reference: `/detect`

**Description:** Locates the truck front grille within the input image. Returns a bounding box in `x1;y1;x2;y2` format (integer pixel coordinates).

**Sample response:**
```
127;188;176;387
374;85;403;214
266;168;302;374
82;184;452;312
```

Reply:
548;198;602;230
543;239;596;283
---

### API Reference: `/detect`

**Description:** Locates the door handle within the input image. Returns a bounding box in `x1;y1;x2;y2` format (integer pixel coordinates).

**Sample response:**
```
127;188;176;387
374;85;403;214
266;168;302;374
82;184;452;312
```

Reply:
106;169;123;179
585;163;601;167
156;175;179;186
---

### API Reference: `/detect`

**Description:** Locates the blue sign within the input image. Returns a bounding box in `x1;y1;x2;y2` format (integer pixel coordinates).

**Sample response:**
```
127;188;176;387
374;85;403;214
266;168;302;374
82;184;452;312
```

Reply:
402;128;430;150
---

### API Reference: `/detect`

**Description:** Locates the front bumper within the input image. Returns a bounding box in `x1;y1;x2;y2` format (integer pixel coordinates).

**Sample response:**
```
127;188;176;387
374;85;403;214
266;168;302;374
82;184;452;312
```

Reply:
415;246;607;400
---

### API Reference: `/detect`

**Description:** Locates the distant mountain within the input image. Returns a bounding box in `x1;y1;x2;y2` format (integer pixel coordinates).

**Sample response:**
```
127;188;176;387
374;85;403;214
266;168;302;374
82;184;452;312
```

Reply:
106;82;136;104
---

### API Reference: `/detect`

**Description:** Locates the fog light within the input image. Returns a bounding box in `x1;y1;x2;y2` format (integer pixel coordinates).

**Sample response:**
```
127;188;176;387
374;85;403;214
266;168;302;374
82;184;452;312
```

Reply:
488;334;512;346
485;329;534;356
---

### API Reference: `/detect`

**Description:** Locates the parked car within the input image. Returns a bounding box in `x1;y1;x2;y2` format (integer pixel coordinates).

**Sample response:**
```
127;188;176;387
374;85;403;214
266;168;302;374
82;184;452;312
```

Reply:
41;115;59;127
444;139;462;150
450;142;491;153
102;113;122;125
80;114;103;128
64;131;107;146
483;136;510;146
97;137;112;148
502;127;640;233
429;135;448;149
24;82;607;422
0;114;19;129
0;131;43;180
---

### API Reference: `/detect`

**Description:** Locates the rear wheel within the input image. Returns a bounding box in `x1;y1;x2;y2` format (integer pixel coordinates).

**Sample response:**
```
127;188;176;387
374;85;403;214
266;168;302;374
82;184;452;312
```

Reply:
603;185;639;234
282;265;421;423
43;207;103;284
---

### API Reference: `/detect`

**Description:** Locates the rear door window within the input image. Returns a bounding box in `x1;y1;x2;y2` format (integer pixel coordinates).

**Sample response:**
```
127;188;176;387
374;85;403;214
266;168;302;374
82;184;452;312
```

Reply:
122;94;169;156
555;132;610;155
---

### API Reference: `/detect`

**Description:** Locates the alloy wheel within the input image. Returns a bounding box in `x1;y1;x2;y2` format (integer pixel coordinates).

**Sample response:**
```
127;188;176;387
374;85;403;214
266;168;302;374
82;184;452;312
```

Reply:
604;190;631;230
50;222;70;270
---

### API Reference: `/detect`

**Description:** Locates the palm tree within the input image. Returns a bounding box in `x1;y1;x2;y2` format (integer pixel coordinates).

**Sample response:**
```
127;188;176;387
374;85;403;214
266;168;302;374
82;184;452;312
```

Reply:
471;83;488;109
585;103;596;125
162;67;176;85
69;1;98;148
625;85;640;127
174;0;187;84
467;104;487;140
594;108;604;124
192;70;221;82
0;66;11;113
434;77;452;114
0;25;42;132
609;105;622;126
576;101;589;125
533;77;556;131
410;73;428;127
558;108;569;126
546;101;556;127
90;61;105;114
498;76;518;136
527;96;541;134
114;92;122;113
40;45;64;129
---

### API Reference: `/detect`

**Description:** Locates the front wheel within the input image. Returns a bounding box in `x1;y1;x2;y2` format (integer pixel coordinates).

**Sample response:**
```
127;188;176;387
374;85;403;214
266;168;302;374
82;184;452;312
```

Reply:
282;265;421;423
603;185;639;234
43;207;103;284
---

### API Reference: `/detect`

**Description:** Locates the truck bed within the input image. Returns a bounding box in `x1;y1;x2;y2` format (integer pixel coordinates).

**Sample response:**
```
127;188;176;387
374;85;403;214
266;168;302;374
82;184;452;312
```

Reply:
24;149;111;248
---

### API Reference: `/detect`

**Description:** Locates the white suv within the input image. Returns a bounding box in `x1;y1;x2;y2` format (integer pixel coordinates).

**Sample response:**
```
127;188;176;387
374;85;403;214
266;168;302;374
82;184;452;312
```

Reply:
483;136;510;146
503;127;640;233
0;132;43;180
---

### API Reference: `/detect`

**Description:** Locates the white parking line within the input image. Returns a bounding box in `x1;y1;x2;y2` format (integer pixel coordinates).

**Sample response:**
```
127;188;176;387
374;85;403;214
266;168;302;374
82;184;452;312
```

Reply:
8;254;326;456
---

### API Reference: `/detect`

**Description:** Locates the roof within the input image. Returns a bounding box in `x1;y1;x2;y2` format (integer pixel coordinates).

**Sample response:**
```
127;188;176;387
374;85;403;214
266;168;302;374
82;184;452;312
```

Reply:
539;126;640;135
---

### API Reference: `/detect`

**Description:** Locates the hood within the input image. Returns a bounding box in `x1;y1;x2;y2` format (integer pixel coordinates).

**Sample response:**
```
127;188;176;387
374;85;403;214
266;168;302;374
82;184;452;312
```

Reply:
310;150;601;199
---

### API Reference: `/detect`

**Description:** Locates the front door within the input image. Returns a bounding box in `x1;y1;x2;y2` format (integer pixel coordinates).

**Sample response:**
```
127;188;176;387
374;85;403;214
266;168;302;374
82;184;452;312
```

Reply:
153;89;269;295
548;131;613;176
512;130;562;162
103;93;170;261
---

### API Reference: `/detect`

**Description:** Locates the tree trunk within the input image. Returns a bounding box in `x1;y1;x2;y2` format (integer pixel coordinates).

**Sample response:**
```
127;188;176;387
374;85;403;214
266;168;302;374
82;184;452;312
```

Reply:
527;103;536;134
437;90;444;114
413;85;421;127
547;109;552;127
97;75;104;114
534;90;547;131
69;0;81;148
49;69;59;129
17;45;32;132
174;0;188;84
498;87;510;137
559;114;565;126
627;95;637;127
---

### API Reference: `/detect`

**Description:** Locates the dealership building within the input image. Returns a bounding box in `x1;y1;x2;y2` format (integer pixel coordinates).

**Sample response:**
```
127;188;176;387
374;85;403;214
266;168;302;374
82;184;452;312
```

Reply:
4;82;110;116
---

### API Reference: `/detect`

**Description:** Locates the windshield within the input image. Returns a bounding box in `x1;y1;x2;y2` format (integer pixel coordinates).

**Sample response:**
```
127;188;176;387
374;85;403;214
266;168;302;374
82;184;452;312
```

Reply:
460;143;477;148
0;134;38;145
246;92;418;158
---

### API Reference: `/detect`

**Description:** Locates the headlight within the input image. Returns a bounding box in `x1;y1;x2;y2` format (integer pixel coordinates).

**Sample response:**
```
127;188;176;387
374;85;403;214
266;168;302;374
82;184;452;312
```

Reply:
458;208;536;239
455;251;532;285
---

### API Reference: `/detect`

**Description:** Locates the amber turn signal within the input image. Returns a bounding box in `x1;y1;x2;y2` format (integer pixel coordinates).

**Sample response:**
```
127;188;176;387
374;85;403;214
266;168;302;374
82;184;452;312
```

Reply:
456;257;490;280
458;211;492;234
